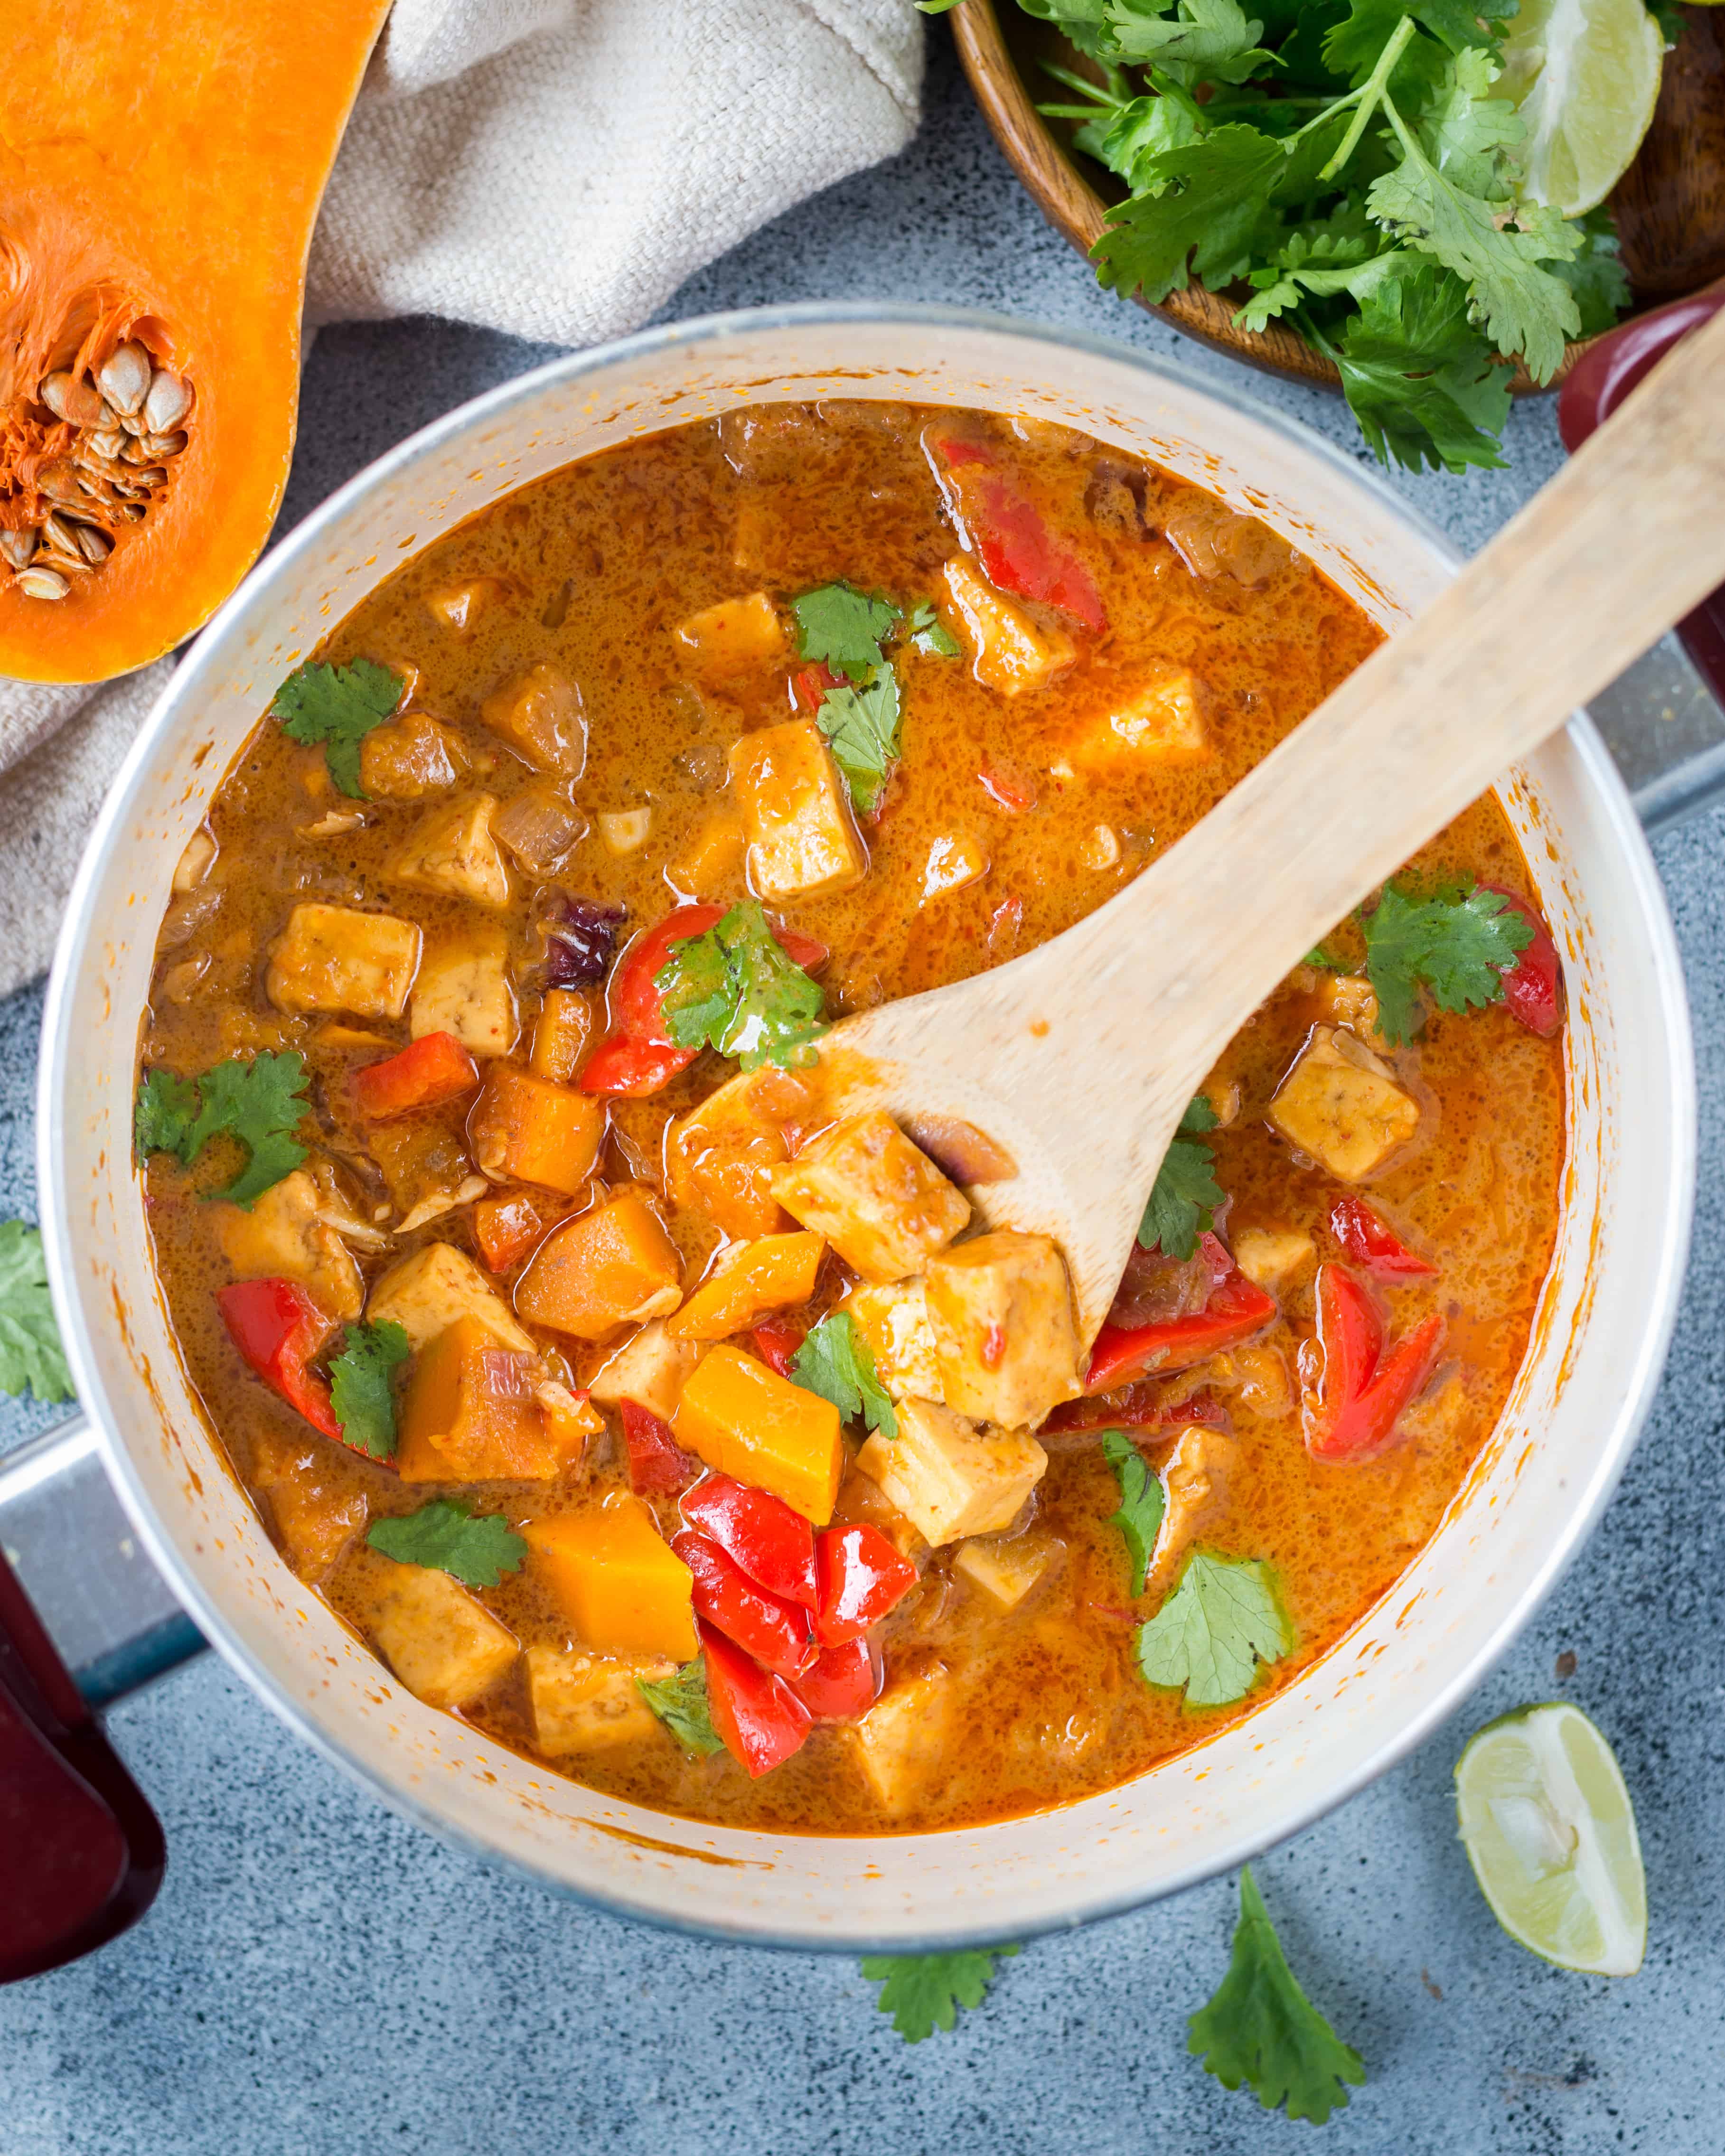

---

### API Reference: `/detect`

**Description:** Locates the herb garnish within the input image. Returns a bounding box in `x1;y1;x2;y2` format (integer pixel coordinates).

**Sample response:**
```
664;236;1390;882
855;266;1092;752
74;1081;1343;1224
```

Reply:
134;1050;312;1209
271;657;402;798
328;1321;412;1462
1359;880;1532;1044
1136;1550;1292;1707
1101;1429;1165;1595
655;900;827;1072
638;1658;726;1757
1138;1094;1223;1260
0;1221;72;1404
789;1312;898;1438
790;581;911;811
861;1946;1022;2041
366;1500;527;1589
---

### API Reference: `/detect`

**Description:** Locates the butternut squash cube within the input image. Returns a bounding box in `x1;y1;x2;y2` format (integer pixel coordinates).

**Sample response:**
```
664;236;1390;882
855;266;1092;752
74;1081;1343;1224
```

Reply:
844;1281;944;1405
214;1168;363;1322
392;794;511;909
728;718;867;900
673;1344;844;1524
396;1315;588;1483
1269;1024;1420;1181
480;661;588;778
588;1317;704;1422
525;1645;672;1757
923;1230;1083;1428
855;1399;1046;1547
939;554;1074;695
410;926;518;1058
952;1533;1053;1612
850;1672;952;1815
529;987;596;1084
666;1232;825;1342
266;903;421;1021
469;1063;605;1195
771;1110;969;1284
667;1066;800;1241
515;1191;683;1340
1232;1225;1315;1297
1074;664;1207;767
367;1241;535;1354
673;590;788;682
669;810;747;900
250;1430;367;1581
522;1495;697;1661
357;1551;518;1710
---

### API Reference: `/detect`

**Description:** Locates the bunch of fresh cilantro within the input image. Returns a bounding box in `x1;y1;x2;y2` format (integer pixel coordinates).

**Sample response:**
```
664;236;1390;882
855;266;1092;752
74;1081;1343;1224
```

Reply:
1025;0;1638;472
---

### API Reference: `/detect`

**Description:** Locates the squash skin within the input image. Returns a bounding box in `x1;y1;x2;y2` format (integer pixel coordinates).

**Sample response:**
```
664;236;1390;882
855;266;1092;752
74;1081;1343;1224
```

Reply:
0;0;392;683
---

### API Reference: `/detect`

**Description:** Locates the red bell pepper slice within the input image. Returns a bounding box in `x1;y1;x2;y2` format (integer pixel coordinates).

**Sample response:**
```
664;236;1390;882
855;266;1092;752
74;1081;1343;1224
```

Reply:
698;1619;812;1778
1328;1195;1438;1282
1086;1235;1276;1393
751;1316;808;1378
792;661;840;712
674;1530;813;1679
619;1399;701;1496
216;1277;342;1443
581;905;829;1097
1480;883;1564;1038
790;1636;881;1722
925;428;1107;632
814;1525;918;1647
1301;1262;1446;1464
350;1031;480;1120
680;1473;817;1609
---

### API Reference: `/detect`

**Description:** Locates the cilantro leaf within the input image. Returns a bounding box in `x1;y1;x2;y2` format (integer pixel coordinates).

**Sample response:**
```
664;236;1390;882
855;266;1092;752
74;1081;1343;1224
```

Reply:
1547;206;1631;337
1332;263;1512;474
366;1500;526;1589
815;668;903;814
1323;0;1515;81
638;1658;726;1756
135;1051;312;1209
328;1321;411;1462
133;1067;200;1162
1189;1867;1367;2123
271;657;402;799
1102;1430;1165;1595
0;1221;73;1404
789;1312;898;1438
1136;1551;1292;1707
1018;0;1120;64
1138;1094;1224;1261
790;582;900;683
1359;880;1533;1043
905;600;961;658
656;901;827;1072
1108;0;1279;86
861;1946;1022;2042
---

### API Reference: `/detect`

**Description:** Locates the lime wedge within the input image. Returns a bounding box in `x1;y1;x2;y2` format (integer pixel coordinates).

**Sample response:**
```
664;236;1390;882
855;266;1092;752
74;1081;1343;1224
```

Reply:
1498;0;1665;217
1455;1702;1646;1976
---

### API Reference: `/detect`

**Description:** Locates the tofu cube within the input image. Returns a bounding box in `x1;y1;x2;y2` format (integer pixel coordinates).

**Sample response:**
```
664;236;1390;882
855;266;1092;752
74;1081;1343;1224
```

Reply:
952;1533;1053;1612
1269;1025;1420;1181
922;1230;1082;1428
358;710;470;800
845;1281;944;1405
855;1399;1047;1546
522;1495;697;1662
1316;971;1393;1055
366;1241;536;1355
213;1168;363;1322
673;591;788;683
587;1317;704;1422
411;927;518;1058
515;1192;683;1340
1074;664;1207;767
920;831;991;903
771;1110;969;1284
1150;1425;1241;1594
850;1673;952;1815
358;1551;518;1709
424;579;496;634
526;1646;671;1757
250;1430;367;1580
392;794;511;909
673;1344;844;1524
597;808;652;855
668;810;746;900
667;1066;804;1241
1231;1225;1315;1299
266;903;421;1021
940;554;1074;695
728;718;867;900
480;662;588;777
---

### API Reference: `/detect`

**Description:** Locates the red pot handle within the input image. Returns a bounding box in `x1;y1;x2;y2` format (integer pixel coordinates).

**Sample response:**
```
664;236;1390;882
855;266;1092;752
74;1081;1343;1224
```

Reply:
0;1542;165;1983
1559;282;1725;710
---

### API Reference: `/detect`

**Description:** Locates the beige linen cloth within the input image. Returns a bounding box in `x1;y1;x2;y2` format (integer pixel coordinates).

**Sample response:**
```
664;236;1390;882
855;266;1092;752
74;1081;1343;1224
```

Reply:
0;0;923;998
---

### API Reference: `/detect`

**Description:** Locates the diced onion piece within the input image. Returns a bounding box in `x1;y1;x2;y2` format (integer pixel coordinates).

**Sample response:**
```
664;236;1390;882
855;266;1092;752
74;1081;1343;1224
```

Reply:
599;808;653;855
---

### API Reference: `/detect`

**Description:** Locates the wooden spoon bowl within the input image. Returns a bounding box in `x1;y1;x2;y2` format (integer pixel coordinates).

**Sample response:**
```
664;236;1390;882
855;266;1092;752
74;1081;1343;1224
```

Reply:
953;0;1725;395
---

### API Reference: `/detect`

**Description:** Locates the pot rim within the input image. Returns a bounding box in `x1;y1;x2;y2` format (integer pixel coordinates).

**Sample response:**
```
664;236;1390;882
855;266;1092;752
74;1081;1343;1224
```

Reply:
36;301;1697;1951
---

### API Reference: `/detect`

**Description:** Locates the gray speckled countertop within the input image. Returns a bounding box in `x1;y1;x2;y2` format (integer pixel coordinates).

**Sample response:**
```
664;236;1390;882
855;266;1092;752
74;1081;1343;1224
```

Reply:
4;32;1724;2155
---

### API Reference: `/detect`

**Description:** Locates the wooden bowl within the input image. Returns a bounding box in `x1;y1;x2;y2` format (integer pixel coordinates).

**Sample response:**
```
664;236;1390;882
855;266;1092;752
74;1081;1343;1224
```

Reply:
953;0;1725;394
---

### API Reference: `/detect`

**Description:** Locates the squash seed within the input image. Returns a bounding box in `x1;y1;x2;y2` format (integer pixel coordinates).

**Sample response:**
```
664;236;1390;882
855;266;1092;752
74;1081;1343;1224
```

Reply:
142;430;188;459
38;372;110;429
88;428;128;461
142;370;193;432
16;565;70;600
71;523;112;565
0;529;38;569
96;343;153;417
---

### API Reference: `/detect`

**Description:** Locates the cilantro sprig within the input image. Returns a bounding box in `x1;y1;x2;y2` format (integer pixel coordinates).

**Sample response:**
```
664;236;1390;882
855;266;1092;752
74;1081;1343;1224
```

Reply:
638;1658;726;1757
1138;1094;1223;1261
1101;1430;1165;1596
1359;879;1533;1044
861;1946;1022;2042
815;671;903;815
271;657;402;798
329;1321;411;1462
1189;1868;1367;2124
791;582;900;682
789;581;924;812
655;901;827;1072
789;1312;898;1437
134;1051;312;1209
366;1500;526;1589
0;1221;73;1404
1136;1550;1293;1708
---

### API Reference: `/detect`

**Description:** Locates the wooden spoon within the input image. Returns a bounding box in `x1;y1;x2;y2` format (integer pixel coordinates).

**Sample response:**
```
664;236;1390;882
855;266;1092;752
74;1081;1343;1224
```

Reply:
816;303;1725;1346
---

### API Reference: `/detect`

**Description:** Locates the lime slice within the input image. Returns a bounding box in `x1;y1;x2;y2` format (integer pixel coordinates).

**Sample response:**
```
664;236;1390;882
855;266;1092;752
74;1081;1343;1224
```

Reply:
1498;0;1665;218
1455;1702;1646;1976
